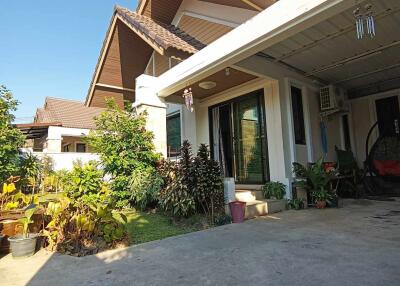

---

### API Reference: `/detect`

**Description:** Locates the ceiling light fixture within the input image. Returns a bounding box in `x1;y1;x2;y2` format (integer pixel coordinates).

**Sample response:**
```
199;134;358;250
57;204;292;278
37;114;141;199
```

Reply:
198;81;217;90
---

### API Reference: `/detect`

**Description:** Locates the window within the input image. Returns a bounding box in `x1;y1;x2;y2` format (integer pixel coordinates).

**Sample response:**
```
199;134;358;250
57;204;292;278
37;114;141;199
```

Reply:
291;86;306;145
63;144;70;152
342;114;352;151
166;114;181;157
76;143;86;153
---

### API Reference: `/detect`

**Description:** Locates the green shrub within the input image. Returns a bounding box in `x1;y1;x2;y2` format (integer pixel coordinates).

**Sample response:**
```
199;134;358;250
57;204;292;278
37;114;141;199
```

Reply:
86;99;159;208
158;142;224;220
192;144;224;223
17;152;41;193
64;161;105;205
43;195;128;256
262;181;286;200
129;167;163;211
158;141;196;217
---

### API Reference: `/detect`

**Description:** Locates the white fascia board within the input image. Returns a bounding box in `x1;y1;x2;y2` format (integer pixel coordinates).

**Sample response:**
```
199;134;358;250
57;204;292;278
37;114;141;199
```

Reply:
156;0;357;97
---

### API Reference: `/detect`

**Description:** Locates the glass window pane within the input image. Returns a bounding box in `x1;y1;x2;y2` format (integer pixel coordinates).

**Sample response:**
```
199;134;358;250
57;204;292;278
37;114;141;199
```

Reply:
167;114;181;157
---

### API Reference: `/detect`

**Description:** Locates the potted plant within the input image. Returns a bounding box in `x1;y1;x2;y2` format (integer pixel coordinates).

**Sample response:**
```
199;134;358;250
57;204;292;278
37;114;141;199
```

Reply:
8;204;39;258
313;188;333;209
292;158;335;209
262;181;287;213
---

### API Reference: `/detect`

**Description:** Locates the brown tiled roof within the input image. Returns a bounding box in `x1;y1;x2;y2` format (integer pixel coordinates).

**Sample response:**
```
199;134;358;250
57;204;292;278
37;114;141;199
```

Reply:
35;97;104;129
115;6;206;55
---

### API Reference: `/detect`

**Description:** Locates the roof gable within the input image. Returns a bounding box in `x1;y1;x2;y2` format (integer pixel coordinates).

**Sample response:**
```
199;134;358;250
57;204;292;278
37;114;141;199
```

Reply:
137;0;183;24
85;5;205;107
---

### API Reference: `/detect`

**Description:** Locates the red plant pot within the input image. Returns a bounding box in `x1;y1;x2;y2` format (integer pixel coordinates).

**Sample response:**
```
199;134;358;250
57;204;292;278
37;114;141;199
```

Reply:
316;201;327;209
229;201;246;223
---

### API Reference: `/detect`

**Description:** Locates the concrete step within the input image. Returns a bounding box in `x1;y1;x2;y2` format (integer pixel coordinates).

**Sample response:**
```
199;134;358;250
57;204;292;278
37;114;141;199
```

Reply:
235;190;264;202
244;200;268;219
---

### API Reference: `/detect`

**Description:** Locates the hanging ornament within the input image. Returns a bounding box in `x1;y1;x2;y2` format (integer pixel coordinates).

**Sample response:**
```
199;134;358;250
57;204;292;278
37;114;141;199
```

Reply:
182;87;194;112
365;3;376;38
353;7;364;39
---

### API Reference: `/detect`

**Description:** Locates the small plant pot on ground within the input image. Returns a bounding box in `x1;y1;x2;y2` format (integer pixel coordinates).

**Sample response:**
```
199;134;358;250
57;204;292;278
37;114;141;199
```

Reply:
315;201;327;209
229;201;246;223
8;234;38;258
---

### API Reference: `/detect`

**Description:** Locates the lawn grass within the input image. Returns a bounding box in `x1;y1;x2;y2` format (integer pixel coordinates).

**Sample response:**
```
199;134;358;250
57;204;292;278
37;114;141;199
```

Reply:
123;210;208;244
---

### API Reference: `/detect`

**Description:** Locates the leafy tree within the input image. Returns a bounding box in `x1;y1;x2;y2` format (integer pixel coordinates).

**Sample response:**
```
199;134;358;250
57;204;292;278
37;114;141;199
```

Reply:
0;86;25;182
86;100;159;207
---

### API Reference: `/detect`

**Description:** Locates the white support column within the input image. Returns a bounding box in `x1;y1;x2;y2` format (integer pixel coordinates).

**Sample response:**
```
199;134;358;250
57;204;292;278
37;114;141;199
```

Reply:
134;75;167;158
264;80;291;197
45;126;62;153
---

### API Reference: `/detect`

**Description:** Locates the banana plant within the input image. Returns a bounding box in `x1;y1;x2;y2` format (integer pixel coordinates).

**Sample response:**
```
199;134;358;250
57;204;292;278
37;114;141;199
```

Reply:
18;204;37;238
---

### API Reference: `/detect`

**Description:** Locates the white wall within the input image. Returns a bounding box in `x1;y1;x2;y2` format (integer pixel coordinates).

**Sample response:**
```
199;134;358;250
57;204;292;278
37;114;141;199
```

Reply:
22;151;100;171
46;126;92;153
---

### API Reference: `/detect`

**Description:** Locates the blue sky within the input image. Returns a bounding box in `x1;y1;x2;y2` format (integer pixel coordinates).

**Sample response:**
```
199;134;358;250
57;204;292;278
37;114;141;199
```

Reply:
0;1;138;122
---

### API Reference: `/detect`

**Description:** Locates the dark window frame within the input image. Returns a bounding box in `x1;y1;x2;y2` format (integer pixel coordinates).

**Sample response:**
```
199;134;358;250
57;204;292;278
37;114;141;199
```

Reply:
76;143;87;153
62;144;71;153
166;113;181;157
291;85;306;145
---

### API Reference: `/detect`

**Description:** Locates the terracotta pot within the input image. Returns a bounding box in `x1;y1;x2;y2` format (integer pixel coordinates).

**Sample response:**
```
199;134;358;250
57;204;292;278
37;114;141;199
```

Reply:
316;201;327;209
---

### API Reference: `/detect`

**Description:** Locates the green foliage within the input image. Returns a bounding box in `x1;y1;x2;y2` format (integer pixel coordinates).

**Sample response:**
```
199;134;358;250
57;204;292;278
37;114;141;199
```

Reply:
158;141;224;220
158;141;196;217
262;181;286;200
0;86;25;181
43;186;129;255
292;157;332;192
42;169;69;193
288;198;304;210
64;161;105;205
129;167;163;211
86;99;160;207
18;204;37;237
0;177;39;211
18;152;41;192
192;144;224;223
313;188;333;204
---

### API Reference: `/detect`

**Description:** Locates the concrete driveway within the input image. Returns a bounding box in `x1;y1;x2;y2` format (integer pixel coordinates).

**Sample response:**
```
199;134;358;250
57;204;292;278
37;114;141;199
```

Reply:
1;198;400;286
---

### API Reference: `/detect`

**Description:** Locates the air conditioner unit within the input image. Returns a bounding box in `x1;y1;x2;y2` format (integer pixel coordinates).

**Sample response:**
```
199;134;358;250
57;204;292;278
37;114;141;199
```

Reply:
319;85;347;111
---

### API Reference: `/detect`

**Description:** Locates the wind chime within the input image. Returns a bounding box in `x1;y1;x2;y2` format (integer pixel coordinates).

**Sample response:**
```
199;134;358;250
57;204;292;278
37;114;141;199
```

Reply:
354;3;376;39
182;87;194;112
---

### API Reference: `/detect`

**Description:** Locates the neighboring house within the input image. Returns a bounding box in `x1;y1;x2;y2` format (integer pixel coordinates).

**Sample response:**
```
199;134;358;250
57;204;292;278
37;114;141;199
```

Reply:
17;97;103;170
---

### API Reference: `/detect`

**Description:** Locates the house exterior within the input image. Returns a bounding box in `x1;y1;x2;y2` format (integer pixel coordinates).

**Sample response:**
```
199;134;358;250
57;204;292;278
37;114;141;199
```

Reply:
17;97;103;170
86;0;399;215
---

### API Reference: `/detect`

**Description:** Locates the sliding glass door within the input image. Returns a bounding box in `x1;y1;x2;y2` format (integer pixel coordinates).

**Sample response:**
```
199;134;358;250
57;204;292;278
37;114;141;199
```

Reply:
210;90;268;184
